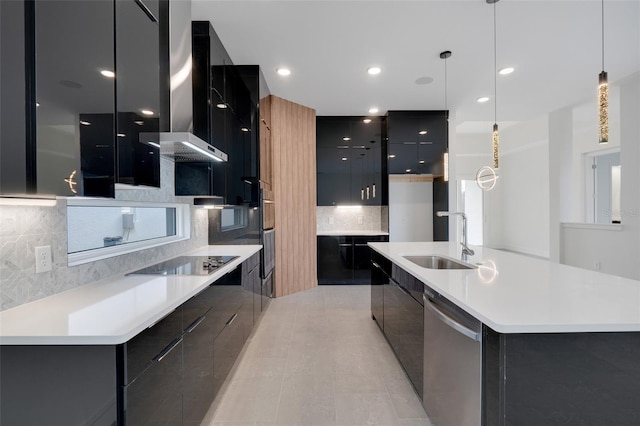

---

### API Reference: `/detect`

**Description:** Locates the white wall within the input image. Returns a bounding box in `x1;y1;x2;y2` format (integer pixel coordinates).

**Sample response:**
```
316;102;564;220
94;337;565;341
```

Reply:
453;117;550;258
388;180;433;242
559;74;640;280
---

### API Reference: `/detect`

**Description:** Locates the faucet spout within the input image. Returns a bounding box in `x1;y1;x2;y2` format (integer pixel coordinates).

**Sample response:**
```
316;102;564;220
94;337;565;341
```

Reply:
436;211;475;261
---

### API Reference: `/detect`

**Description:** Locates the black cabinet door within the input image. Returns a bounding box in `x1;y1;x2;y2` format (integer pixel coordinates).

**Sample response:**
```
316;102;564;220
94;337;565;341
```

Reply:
262;271;273;311
316;116;384;206
212;310;244;397
115;0;166;188
383;278;424;399
317;236;354;284
370;256;388;330
123;337;183;426
33;0;116;197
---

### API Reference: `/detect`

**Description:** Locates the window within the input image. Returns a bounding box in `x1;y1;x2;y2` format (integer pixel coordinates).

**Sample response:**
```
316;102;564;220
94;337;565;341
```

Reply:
67;199;190;266
220;206;247;231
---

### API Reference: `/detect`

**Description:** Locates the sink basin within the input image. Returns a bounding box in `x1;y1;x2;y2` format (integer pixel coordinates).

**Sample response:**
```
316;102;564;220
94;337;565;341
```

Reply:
403;255;475;270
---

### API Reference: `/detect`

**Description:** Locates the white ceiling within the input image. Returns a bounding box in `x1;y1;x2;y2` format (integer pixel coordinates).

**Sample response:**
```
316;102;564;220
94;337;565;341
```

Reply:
191;0;640;131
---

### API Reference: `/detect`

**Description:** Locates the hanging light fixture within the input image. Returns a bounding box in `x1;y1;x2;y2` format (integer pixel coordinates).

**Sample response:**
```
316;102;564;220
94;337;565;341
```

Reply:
488;0;500;169
440;50;452;182
598;0;608;144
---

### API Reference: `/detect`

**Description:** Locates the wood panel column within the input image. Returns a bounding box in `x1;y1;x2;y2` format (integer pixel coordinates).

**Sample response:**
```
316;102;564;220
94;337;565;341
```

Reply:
269;95;317;296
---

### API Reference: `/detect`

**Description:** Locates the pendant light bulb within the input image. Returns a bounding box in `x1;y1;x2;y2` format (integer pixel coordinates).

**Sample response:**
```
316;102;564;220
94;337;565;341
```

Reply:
440;50;452;183
443;152;449;182
599;72;609;143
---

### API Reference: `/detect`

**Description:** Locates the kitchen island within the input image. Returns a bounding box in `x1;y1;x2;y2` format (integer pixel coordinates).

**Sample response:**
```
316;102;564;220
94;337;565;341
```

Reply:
0;245;262;426
370;242;640;426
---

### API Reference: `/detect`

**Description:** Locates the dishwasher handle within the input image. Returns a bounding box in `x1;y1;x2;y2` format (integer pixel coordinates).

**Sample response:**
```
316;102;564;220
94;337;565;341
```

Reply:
424;295;481;342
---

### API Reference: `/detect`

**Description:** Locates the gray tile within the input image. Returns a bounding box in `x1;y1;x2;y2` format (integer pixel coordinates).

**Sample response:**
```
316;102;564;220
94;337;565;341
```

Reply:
384;376;427;419
285;342;333;376
334;393;399;426
231;356;286;380
276;374;336;426
213;377;283;424
333;373;386;395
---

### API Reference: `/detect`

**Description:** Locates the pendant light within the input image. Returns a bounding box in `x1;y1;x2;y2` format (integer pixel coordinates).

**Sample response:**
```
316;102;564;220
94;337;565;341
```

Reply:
488;0;500;169
440;50;452;182
598;0;608;144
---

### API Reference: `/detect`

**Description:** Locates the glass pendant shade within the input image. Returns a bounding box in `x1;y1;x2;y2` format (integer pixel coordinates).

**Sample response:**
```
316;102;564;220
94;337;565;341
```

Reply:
599;71;609;144
492;124;499;169
443;152;449;182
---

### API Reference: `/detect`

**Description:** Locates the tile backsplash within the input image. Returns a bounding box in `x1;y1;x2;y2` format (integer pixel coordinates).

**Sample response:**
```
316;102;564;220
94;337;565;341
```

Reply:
0;158;208;311
316;206;388;233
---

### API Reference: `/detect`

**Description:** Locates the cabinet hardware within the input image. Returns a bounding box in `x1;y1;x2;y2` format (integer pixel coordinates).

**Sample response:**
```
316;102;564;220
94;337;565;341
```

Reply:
185;315;206;334
154;337;183;362
338;243;351;247
424;298;481;342
147;309;176;329
226;313;238;326
354;244;370;247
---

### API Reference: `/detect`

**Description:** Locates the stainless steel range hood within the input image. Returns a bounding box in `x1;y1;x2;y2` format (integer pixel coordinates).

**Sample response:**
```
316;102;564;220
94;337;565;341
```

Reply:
140;132;228;162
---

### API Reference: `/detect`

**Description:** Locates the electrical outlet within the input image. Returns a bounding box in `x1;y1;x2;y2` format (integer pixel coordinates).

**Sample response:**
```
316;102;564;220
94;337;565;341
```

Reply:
594;261;601;271
35;245;52;273
328;217;334;225
357;216;364;225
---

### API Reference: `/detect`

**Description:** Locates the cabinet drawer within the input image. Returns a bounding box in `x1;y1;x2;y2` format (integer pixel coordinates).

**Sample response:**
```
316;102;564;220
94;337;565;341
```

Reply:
124;308;183;385
392;264;425;306
242;252;260;275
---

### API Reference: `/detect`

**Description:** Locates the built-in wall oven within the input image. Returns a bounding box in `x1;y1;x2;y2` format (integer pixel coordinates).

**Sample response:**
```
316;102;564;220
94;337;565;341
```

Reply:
423;288;482;426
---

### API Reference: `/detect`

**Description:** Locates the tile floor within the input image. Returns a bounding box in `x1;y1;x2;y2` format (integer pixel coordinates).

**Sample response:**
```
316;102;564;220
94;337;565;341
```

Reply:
202;285;432;426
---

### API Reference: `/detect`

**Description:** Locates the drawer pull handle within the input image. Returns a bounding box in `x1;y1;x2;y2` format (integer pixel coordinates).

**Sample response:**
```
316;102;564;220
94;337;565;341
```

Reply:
154;337;183;363
226;313;238;326
185;315;206;334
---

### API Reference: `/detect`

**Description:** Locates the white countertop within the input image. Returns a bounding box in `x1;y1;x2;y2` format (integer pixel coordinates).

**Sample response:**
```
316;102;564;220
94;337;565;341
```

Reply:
0;245;261;345
370;242;640;334
317;230;389;236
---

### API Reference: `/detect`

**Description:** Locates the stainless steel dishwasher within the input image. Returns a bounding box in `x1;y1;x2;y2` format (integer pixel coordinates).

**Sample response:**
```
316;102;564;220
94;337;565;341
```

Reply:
423;289;482;426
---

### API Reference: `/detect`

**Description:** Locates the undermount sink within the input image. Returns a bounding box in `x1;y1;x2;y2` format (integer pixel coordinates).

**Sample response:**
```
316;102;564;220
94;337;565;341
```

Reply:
403;255;475;270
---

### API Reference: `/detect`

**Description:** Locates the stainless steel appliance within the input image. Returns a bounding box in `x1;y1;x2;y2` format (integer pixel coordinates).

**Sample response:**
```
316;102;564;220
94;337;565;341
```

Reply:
129;256;238;276
423;289;482;426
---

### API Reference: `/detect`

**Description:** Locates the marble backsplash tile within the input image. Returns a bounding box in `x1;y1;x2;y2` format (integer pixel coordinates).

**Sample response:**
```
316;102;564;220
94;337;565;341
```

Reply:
0;158;208;311
316;206;388;232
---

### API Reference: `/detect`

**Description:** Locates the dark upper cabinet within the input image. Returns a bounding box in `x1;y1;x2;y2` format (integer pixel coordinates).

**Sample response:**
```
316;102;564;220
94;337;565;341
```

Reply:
387;111;447;176
0;0;168;197
34;0;116;197
115;0;168;188
182;21;258;203
316;116;385;206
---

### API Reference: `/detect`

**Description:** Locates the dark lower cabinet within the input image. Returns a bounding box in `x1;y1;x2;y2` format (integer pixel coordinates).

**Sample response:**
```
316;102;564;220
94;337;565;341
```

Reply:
318;235;388;284
372;249;423;399
123;336;183;426
0;253;267;426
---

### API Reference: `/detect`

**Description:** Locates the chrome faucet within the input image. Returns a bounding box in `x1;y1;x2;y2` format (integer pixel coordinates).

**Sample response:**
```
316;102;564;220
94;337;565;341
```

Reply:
436;211;475;261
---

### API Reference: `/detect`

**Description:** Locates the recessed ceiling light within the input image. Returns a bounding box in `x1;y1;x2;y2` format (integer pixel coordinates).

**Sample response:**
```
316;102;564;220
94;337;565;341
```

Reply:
367;66;381;75
418;130;427;135
406;169;411;173
477;97;490;103
341;157;348;161
140;109;154;116
100;70;115;78
134;120;144;126
363;119;372;124
499;67;515;75
241;127;250;132
276;68;291;76
117;133;126;137
343;137;351;141
389;154;396;158
216;103;228;109
79;120;91;126
368;107;379;114
36;102;40;107
419;160;425;164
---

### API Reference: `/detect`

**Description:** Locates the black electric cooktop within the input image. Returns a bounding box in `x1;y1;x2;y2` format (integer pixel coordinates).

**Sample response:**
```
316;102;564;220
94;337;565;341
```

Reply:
129;256;238;276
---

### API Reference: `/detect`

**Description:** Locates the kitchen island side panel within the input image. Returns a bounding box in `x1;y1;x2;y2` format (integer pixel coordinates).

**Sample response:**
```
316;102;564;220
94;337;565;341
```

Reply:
485;329;640;426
